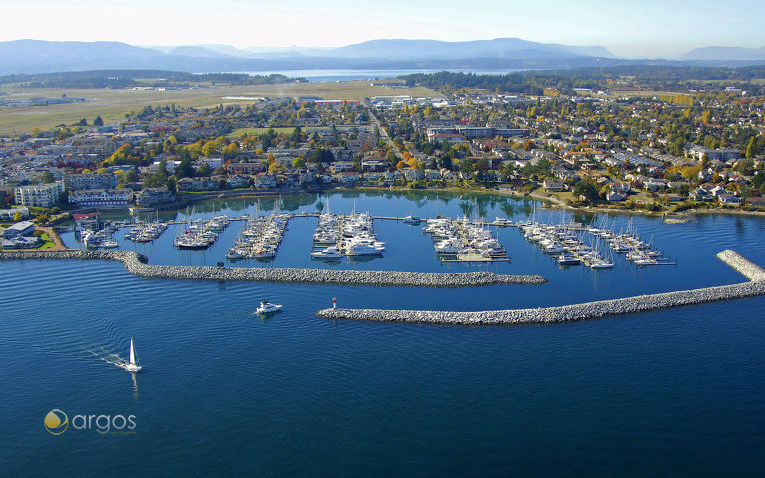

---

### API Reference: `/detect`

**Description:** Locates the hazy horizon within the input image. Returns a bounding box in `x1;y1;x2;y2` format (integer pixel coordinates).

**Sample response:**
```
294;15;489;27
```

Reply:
4;0;765;58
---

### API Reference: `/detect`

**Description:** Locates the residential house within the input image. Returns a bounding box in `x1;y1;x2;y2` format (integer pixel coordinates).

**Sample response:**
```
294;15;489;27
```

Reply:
177;177;220;192
335;172;361;184
253;174;277;189
227;174;250;189
135;187;175;207
424;169;441;180
227;163;265;174
0;207;29;221
404;169;425;181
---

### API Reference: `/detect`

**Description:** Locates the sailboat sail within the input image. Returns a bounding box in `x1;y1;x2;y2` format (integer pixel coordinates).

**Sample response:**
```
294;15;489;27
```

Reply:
129;338;136;365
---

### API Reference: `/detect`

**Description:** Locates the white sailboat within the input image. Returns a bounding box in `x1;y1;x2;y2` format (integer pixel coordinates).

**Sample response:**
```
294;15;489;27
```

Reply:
121;338;142;372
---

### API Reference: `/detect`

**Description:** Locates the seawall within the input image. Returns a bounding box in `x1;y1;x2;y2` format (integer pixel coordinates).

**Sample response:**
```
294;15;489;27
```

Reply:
0;250;546;287
317;249;765;325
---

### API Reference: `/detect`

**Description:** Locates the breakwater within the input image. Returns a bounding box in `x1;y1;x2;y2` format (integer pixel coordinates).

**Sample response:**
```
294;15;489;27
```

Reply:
317;249;765;325
0;250;546;287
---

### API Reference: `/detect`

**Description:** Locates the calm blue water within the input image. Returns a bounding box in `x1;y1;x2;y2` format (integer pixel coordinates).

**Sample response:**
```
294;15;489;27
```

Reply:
3;191;765;477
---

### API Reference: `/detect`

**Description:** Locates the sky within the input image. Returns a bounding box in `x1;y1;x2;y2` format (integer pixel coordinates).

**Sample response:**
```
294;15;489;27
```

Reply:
3;0;764;58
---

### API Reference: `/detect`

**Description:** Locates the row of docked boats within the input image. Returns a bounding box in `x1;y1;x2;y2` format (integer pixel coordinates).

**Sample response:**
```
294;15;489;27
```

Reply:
124;221;168;243
81;225;119;249
519;222;614;268
423;217;508;261
586;218;672;266
226;213;289;260
310;211;386;260
174;215;230;250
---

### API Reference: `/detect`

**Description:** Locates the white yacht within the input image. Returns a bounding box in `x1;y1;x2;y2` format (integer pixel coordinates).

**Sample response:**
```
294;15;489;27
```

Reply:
345;243;384;256
121;338;142;373
311;246;343;259
256;301;282;315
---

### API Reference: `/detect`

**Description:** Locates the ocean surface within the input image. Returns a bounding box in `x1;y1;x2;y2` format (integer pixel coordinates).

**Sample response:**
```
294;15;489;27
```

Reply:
2;191;764;477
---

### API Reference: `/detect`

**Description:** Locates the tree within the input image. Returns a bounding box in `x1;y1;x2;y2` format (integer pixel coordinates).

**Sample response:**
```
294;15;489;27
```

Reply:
290;126;303;145
40;170;55;184
745;136;756;159
197;164;212;177
573;181;599;204
261;128;277;150
13;210;22;222
118;169;137;187
292;157;306;169
268;162;285;175
385;150;398;167
310;148;334;164
93;116;104;127
175;155;195;179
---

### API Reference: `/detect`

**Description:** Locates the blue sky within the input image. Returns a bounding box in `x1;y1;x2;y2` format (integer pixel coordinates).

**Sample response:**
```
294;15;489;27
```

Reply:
4;0;764;57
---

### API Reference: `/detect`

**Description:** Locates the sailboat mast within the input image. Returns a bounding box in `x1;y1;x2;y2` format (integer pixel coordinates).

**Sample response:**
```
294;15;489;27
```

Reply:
129;338;136;364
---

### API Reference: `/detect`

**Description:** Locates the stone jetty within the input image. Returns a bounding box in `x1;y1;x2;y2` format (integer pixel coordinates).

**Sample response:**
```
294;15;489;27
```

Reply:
0;250;546;287
317;249;765;326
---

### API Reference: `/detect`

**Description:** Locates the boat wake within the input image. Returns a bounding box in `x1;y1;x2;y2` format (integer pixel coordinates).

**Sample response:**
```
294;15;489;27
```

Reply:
86;345;129;369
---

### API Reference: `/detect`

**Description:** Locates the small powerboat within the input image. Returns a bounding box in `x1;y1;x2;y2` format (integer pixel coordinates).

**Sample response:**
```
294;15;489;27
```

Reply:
256;301;282;315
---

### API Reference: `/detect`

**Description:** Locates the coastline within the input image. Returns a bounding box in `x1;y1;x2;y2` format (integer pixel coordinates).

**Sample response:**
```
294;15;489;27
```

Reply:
54;186;765;223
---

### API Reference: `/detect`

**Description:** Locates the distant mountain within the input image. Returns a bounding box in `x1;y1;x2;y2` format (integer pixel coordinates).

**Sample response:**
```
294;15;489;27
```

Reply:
5;38;762;76
0;40;165;74
682;46;765;61
310;38;615;60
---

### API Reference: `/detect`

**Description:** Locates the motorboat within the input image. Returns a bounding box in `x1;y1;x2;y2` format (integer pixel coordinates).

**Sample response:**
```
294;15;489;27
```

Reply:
311;246;343;259
557;253;581;265
256;301;282;315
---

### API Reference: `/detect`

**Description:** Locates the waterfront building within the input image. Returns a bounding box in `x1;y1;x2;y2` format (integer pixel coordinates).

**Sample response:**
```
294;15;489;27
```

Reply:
1;220;35;239
68;188;134;207
135;186;175;207
14;181;65;207
63;173;118;191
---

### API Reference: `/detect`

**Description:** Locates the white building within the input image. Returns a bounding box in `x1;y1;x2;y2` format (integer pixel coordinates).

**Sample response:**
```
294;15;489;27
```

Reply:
63;173;118;191
14;181;65;207
68;188;134;207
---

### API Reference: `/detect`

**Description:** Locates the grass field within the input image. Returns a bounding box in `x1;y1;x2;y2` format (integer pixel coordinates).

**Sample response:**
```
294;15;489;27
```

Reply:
0;81;437;135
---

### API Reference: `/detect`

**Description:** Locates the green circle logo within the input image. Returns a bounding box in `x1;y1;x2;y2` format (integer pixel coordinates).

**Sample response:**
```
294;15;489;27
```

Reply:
44;409;68;435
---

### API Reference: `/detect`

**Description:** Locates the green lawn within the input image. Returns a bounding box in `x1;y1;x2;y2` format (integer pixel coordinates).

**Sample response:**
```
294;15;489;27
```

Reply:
39;232;56;249
0;81;437;135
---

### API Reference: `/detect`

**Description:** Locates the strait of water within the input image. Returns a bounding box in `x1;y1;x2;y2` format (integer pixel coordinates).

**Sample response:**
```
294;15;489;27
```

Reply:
234;68;525;82
3;190;764;477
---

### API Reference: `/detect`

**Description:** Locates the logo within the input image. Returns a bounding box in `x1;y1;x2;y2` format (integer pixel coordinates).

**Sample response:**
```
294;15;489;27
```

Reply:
44;409;136;435
44;409;69;435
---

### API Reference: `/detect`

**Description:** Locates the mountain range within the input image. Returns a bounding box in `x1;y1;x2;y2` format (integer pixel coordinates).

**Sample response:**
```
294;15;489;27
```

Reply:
0;38;763;76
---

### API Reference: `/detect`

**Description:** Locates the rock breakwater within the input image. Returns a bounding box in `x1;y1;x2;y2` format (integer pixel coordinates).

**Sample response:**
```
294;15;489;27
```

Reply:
0;250;546;287
317;249;765;325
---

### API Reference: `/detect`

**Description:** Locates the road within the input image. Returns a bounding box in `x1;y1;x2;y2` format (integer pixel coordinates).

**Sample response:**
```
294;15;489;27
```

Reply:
362;100;403;160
